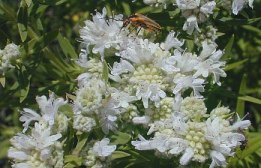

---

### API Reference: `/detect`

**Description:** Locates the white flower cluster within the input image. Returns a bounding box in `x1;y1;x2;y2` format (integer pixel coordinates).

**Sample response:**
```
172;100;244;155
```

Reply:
73;7;251;167
8;92;68;168
132;98;251;168
0;43;20;74
74;8;227;133
143;0;255;34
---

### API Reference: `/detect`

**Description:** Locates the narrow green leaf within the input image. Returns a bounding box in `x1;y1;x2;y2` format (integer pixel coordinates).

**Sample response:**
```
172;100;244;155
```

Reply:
17;5;28;42
36;18;44;31
219;17;233;22
0;76;5;87
168;8;181;18
242;25;261;36
223;35;234;59
64;155;82;166
0;140;9;159
57;33;78;59
248;17;261;24
239;74;247;94
238;96;261;105
66;93;76;101
186;40;194;52
24;0;32;7
112;151;131;160
64;163;78;168
20;80;30;103
121;2;131;15
225;59;248;71
72;134;88;155
236;75;247;116
23;30;59;55
111;132;132;145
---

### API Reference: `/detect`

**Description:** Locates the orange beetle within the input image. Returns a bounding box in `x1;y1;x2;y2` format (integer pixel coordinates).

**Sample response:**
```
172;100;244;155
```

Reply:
122;13;161;32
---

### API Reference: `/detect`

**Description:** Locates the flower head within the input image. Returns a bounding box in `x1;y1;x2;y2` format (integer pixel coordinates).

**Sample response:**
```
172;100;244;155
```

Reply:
80;8;126;59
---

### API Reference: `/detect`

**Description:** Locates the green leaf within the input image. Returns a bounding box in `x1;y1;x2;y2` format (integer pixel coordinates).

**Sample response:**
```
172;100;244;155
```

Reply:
238;74;247;94
186;40;194;52
236;75;247;116
238;96;261;105
102;61;109;83
20;81;30;103
66;93;76;101
242;25;261;36
0;139;9;159
225;59;248;71
17;4;28;42
64;155;82;166
0;76;5;87
112;151;131;160
121;2;131;15
57;33;78;59
72;134;88;155
247;17;261;24
16;66;32;103
168;8;180;18
36;18;44;31
23;30;59;55
111;132;132;145
37;0;67;5
223;35;234;59
24;0;32;7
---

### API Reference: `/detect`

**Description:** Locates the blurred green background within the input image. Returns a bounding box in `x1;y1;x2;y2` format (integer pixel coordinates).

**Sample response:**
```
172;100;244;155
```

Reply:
0;0;260;167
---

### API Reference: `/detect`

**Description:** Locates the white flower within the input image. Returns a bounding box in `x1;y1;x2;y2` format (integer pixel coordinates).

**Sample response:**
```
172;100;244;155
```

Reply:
8;123;62;168
231;113;251;130
92;138;116;157
143;0;174;8
183;15;201;35
73;114;96;132
177;1;216;34
180;148;194;165
111;38;170;108
232;0;254;15
176;0;200;9
19;108;41;133
73;78;105;115
204;116;250;167
136;83;166;108
36;92;67;126
2;43;20;59
79;8;126;59
0;43;20;73
132;116;151;124
172;50;199;73
160;31;184;51
76;58;104;87
110;89;137;108
173;75;205;97
194;41;227;85
119;38;161;65
19;92;67;132
209;150;227;168
111;59;135;76
200;1;216;16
